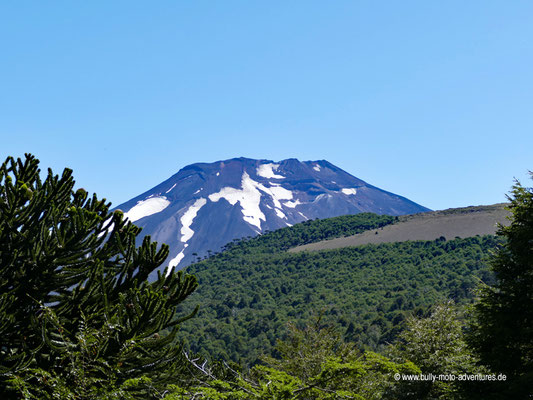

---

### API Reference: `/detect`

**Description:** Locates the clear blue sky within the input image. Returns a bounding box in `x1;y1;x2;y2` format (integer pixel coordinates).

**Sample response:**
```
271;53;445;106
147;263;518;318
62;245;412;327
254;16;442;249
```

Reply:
1;1;531;211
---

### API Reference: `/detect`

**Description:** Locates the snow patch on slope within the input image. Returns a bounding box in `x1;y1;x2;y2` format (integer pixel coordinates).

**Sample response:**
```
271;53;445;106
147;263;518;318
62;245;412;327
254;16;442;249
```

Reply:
257;163;285;179
283;199;301;208
124;197;170;222
313;164;321;172
341;188;357;195
209;172;295;230
98;216;115;238
167;244;188;275
262;185;293;208
180;198;207;242
298;211;308;220
166;183;177;193
314;193;332;202
275;208;286;219
209;172;266;229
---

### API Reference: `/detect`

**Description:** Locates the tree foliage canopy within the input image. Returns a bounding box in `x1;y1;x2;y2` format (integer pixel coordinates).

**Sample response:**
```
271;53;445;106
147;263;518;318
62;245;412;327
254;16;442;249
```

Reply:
0;154;199;399
393;302;482;399
469;174;533;398
166;318;419;400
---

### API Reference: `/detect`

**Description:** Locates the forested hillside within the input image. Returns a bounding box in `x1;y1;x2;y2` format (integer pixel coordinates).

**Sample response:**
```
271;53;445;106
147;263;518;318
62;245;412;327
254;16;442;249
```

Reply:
179;214;501;365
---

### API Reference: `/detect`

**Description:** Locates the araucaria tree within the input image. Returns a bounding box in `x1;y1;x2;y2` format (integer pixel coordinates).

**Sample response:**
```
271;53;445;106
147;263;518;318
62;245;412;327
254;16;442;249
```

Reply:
469;173;533;398
0;154;198;399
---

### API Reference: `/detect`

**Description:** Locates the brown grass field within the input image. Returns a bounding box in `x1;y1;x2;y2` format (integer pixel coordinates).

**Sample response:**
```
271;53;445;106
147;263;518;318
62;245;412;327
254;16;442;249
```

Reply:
289;204;510;253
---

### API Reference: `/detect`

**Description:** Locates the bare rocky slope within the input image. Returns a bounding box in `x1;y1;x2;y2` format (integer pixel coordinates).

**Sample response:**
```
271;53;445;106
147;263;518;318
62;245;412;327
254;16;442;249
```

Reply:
289;203;510;253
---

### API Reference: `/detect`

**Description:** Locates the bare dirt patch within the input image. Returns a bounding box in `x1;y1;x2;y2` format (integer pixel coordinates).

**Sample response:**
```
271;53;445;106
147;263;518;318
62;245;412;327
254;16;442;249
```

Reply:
289;204;510;253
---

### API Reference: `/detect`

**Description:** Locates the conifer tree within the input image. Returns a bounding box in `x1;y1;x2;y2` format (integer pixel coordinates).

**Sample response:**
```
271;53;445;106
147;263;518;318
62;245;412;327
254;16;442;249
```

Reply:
0;154;198;399
469;174;533;398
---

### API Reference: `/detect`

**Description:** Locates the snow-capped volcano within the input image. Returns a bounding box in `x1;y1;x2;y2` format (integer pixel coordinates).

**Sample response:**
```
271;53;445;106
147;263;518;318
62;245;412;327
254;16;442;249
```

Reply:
114;158;430;277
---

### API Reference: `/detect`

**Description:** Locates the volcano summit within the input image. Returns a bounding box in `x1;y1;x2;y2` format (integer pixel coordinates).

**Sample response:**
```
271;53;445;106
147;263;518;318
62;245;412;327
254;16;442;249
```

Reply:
115;158;430;276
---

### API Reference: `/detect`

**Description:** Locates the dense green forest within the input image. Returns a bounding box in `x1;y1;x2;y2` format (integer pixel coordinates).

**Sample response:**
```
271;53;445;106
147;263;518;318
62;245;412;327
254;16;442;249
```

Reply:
180;216;500;365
